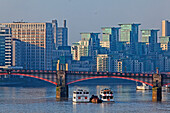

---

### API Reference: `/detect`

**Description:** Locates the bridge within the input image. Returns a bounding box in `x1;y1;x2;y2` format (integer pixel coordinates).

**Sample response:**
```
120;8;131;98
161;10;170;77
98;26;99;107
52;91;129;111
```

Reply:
0;69;170;102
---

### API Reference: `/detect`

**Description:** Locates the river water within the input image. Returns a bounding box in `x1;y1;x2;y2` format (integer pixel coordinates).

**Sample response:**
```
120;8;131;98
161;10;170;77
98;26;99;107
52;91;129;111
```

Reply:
0;79;169;113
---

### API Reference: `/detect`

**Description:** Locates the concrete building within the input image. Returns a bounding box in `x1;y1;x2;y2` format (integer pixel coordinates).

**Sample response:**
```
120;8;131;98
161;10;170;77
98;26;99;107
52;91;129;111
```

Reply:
0;21;54;70
100;27;120;51
97;54;110;72
0;25;12;68
162;20;170;37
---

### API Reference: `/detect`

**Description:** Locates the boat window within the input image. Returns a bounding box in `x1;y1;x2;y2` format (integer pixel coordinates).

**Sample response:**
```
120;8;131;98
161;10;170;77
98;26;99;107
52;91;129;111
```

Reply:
77;92;80;94
110;92;113;94
74;97;76;99
86;92;89;94
103;96;106;99
107;92;109;94
110;96;113;99
80;92;82;94
107;96;109;99
73;92;76;94
104;92;106;94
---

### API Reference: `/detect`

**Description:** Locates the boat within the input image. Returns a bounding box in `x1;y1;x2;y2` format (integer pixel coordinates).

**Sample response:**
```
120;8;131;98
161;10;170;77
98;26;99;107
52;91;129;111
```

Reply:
136;83;151;90
90;95;102;103
99;88;114;102
164;84;170;88
72;89;90;103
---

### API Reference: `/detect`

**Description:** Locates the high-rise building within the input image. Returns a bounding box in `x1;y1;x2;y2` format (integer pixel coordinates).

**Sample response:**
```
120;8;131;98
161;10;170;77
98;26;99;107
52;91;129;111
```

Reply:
71;42;79;60
141;29;159;52
119;23;140;43
159;36;170;51
97;54;110;72
0;22;54;70
100;27;120;51
52;20;58;49
0;25;12;68
57;20;68;48
73;32;100;60
12;38;26;68
162;20;170;37
119;23;141;55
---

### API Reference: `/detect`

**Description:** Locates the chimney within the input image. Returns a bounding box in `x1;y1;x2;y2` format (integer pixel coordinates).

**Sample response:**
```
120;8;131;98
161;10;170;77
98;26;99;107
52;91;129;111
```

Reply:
64;20;66;27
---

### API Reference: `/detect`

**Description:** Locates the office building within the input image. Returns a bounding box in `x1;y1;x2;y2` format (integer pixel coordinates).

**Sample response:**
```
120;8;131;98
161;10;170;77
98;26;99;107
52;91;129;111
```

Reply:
52;20;58;49
12;38;26;68
119;23;140;43
72;32;100;61
57;20;68;48
0;25;12;68
119;23;140;55
71;42;79;60
159;36;170;50
100;27;120;51
141;29;159;52
97;54;110;72
1;22;54;70
162;20;170;36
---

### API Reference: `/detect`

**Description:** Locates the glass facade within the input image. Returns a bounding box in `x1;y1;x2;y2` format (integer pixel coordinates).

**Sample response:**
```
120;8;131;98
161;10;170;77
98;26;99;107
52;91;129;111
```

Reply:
81;33;90;41
141;30;151;43
101;27;120;51
0;36;5;66
159;36;170;44
0;25;12;67
119;24;140;43
120;25;131;42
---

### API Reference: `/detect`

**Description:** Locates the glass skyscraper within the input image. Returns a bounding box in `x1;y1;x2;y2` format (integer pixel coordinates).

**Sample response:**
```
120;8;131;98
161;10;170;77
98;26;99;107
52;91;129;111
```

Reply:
119;23;140;43
119;23;141;55
141;29;159;52
0;25;12;68
101;27;120;51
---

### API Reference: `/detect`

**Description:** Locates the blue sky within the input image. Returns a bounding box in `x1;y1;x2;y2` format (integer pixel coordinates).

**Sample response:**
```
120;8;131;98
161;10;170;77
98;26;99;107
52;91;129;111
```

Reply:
0;0;170;44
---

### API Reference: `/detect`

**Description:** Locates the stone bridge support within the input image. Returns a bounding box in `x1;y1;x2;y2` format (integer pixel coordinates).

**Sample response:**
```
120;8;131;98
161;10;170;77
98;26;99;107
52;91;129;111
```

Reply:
152;73;162;102
56;71;68;100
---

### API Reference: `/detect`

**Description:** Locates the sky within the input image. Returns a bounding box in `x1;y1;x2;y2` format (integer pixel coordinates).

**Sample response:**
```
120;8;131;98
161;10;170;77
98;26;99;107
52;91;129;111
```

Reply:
0;0;170;45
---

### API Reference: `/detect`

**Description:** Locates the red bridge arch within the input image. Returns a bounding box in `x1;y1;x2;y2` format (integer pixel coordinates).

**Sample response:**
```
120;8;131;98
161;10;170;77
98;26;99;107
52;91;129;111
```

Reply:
66;76;153;86
0;73;57;85
163;83;170;86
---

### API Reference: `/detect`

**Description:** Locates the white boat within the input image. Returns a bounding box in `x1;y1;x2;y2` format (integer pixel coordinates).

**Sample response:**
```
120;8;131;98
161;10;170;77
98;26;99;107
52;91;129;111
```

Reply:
164;85;170;88
99;88;114;102
136;83;151;90
72;89;90;103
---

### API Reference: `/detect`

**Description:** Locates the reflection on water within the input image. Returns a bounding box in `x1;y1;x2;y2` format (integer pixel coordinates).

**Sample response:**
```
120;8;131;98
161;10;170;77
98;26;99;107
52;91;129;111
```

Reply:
0;83;170;113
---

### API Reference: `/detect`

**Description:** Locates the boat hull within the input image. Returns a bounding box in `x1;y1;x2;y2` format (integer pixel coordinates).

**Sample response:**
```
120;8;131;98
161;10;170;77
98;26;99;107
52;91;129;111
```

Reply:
136;86;151;90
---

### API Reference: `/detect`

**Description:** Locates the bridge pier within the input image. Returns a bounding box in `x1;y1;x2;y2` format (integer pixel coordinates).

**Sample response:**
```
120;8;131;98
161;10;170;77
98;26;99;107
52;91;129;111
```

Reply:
56;71;68;100
152;73;162;102
56;86;68;100
152;87;162;102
